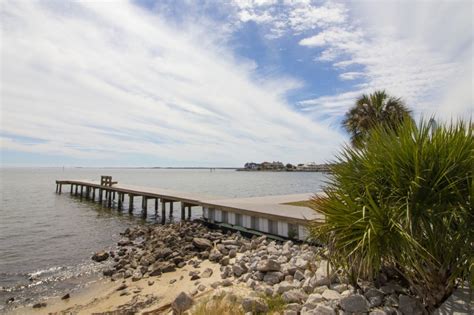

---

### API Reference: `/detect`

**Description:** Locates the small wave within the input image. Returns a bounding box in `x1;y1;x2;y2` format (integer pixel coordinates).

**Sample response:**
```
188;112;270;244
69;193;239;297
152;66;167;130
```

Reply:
28;266;64;277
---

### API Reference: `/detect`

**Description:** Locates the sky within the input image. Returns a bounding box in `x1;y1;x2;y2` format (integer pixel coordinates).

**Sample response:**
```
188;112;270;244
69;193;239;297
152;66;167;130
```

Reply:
1;0;472;167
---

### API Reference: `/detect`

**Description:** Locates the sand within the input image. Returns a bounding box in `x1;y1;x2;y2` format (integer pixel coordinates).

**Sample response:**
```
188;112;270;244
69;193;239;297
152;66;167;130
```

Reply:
9;259;226;315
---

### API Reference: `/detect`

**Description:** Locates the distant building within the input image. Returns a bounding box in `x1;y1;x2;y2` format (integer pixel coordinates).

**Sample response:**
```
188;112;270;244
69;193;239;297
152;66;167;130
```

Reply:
244;162;260;170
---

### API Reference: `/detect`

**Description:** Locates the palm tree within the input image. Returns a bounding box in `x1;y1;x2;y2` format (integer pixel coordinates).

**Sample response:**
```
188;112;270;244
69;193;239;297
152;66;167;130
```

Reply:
342;90;413;148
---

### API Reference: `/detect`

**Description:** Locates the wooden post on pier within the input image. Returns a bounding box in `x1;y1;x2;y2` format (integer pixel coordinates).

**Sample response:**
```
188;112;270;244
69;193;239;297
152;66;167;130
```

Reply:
155;198;158;215
59;184;62;194
99;189;103;202
92;188;95;201
161;200;166;224
112;191;116;200
169;201;173;217
187;206;191;219
142;196;147;215
181;202;186;220
129;194;134;213
70;184;73;195
107;190;112;207
75;185;78;195
118;192;122;209
80;185;84;198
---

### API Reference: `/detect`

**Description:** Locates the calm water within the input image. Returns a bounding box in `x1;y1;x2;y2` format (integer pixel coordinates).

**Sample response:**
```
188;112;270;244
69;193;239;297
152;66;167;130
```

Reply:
0;168;326;310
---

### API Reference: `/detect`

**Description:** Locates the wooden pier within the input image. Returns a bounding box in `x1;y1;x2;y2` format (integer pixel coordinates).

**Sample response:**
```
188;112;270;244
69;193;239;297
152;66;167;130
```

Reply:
55;176;323;240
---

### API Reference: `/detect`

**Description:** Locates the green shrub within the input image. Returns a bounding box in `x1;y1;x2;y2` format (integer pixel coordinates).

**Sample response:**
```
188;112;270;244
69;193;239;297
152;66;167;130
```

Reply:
311;118;473;311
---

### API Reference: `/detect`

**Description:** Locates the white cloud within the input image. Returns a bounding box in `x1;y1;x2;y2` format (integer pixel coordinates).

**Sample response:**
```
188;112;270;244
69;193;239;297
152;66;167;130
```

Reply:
298;0;473;121
231;0;347;38
0;0;343;166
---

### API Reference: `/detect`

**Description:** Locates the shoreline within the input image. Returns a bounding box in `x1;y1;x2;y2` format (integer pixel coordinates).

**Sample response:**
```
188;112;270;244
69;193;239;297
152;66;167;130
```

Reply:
5;221;440;315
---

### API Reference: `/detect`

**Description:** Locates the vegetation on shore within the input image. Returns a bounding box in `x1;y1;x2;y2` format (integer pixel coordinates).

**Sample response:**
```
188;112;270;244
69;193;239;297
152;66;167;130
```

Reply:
310;117;473;312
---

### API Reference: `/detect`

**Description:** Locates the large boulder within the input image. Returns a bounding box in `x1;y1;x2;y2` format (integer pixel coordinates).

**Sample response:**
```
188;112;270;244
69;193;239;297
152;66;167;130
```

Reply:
256;259;281;272
192;238;212;250
171;292;193;314
340;294;370;313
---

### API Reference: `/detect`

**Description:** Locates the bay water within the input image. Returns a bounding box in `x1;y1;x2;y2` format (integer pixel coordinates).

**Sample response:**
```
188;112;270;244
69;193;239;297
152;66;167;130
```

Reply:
0;167;326;310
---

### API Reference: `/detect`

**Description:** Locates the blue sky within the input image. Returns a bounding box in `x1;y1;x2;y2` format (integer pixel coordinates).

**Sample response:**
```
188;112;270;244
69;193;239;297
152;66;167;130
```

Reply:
1;0;472;167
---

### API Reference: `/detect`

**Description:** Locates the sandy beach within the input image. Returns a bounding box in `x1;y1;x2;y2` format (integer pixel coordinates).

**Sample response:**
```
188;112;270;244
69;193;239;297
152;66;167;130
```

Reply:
10;258;233;314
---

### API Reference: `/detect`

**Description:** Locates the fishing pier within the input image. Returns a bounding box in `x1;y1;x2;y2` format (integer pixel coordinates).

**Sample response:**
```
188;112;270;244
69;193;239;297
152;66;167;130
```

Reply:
55;176;323;241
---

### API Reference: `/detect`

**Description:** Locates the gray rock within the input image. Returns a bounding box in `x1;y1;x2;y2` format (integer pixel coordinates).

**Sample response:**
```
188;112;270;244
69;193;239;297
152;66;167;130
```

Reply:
306;293;323;305
275;281;296;294
256;259;281;272
232;264;247;277
171;292;194;314
198;284;206;291
282;289;308;303
263;271;284;285
322;289;341;300
131;271;142;282
340;294;370;313
242;297;269;313
229;249;237;258
209;249;223;262
220;256;230;266
192;238;212;250
314;304;336;315
201;268;213;278
284;310;298;315
294;270;305;281
398;295;424;315
221;279;233;287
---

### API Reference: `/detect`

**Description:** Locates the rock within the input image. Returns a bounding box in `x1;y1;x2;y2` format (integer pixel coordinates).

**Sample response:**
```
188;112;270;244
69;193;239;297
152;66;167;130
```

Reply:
201;268;213;278
192;238;212;250
263;271;284;285
119;290;129;296
285;303;302;311
131;271;142;282
294;270;305;281
169;279;177;284
221;279;233;287
229;249;237;258
369;310;390;315
32;302;47;308
369;295;384;307
314;304;336;315
242;297;269;313
190;274;200;281
116;284;127;291
322;289;341;300
232;264;248;277
256;259;281;272
284;311;298;315
340;294;370;313
275;281;296;294
295;258;308;269
61;293;70;300
103;269;115;277
305;293;323;305
148;280;154;286
91;251;109;262
198;284;206;291
155;248;173;258
220;256;230;266
209;249;223;262
282;289;308;303
6;297;14;304
171;292;194;314
398;295;424;315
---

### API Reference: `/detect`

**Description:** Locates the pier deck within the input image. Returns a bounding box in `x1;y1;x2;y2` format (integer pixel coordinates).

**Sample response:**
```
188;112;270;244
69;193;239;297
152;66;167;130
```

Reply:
55;177;323;240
